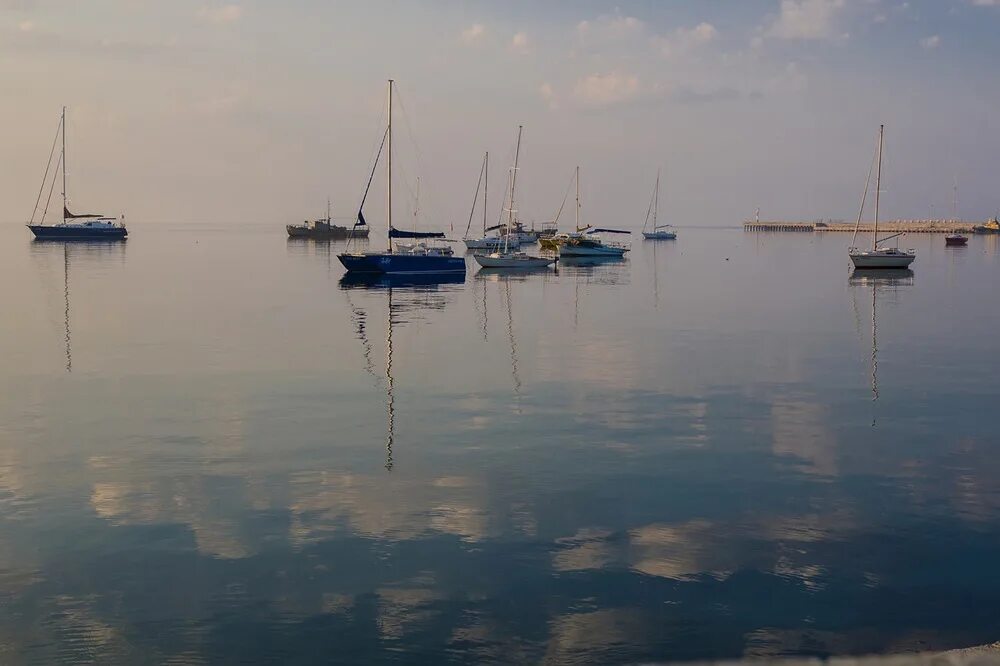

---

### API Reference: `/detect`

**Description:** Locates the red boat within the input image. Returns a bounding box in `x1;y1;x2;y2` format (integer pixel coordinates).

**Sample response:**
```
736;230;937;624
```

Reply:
945;234;968;246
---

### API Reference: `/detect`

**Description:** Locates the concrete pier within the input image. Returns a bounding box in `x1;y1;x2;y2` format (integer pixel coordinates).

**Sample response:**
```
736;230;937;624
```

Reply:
744;219;980;234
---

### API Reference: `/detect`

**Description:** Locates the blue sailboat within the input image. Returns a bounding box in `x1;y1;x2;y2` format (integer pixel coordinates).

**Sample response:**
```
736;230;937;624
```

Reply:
338;80;465;275
27;108;128;241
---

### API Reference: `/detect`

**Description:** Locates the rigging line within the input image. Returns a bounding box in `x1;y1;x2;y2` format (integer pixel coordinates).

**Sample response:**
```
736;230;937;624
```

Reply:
642;175;656;233
551;168;576;228
851;134;879;248
494;128;522;230
463;154;487;239
41;151;63;225
357;127;388;215
30;114;63;225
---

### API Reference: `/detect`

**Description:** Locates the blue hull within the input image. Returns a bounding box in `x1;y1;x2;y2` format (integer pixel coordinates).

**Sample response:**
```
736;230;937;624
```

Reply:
337;252;466;275
29;225;127;241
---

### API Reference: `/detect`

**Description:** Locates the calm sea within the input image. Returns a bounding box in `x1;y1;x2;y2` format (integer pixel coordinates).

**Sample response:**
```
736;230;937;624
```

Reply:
2;222;999;664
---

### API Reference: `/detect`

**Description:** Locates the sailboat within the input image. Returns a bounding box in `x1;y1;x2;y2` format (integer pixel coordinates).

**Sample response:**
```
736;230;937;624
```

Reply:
463;152;521;251
338;81;466;275
848;125;915;269
28;108;128;241
558;167;630;257
473;126;556;269
641;170;676;240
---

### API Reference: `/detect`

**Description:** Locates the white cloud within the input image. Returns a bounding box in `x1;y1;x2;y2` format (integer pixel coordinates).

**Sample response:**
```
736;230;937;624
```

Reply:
510;31;529;54
576;14;644;42
197;4;242;24
972;0;1000;5
460;23;485;45
17;19;34;32
574;71;640;106
766;0;846;40
658;22;718;58
919;34;941;49
539;82;558;110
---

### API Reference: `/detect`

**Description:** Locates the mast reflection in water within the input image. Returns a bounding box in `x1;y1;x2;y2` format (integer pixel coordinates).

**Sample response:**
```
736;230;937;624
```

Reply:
339;273;464;469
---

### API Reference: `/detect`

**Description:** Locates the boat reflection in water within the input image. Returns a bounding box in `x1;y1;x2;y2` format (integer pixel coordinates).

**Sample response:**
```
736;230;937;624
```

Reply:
339;272;463;469
849;269;913;427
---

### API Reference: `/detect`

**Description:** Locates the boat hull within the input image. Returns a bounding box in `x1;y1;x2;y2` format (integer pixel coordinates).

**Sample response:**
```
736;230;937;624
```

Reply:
338;252;466;275
464;237;520;250
559;244;628;257
945;236;968;246
287;225;369;240
849;252;915;269
28;225;127;240
473;254;555;268
642;231;676;240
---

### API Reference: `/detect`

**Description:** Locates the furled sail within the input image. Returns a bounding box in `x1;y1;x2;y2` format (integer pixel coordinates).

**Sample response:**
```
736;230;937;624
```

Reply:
588;227;631;234
388;227;445;239
64;206;103;219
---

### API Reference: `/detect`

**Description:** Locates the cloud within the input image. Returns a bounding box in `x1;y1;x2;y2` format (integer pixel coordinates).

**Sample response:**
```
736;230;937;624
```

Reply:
539;82;558;110
573;71;640;106
197;4;242;24
971;0;1000;5
17;19;33;32
460;23;485;45
576;14;644;42
658;22;718;58
919;34;941;49
766;0;846;40
510;31;529;54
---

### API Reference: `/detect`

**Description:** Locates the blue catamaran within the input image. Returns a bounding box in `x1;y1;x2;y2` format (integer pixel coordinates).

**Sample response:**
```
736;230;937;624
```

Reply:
27;108;128;241
338;81;465;275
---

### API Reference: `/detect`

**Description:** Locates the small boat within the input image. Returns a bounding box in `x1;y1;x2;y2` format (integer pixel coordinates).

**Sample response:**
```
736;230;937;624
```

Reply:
945;234;968;246
473;126;555;270
287;200;369;239
338;80;466;276
27;108;128;241
641;170;676;240
973;216;999;234
462;152;523;252
849;125;915;270
556;167;630;258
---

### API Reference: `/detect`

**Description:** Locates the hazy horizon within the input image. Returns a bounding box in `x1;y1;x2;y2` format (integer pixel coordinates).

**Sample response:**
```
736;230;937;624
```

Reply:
2;0;999;227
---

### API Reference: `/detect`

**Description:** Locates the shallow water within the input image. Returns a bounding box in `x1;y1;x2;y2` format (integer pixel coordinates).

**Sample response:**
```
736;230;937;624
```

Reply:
2;222;999;663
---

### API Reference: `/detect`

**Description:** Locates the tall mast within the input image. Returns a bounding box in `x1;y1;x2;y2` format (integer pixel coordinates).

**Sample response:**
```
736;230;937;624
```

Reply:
509;126;522;231
873;124;883;250
483;152;488;235
387;79;393;252
576;166;581;230
327;197;331;223
61;106;67;221
654;169;660;227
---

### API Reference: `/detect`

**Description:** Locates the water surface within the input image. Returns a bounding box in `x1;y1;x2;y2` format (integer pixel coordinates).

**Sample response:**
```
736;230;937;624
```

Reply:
2;222;999;663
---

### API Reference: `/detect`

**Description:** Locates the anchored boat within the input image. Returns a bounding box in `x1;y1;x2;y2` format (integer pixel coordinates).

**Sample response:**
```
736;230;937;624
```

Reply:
557;167;630;258
641;170;676;240
848;125;915;270
27;108;127;241
287;200;370;239
338;81;465;276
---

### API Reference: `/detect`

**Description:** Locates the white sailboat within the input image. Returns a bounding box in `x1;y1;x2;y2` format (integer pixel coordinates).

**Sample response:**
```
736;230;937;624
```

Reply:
463;152;521;251
849;125;915;270
474;126;556;269
558;166;630;257
641;170;676;240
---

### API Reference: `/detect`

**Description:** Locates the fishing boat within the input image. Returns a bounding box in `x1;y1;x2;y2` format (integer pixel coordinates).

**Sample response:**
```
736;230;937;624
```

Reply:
849;125;915;270
973;216;999;234
473;126;556;269
27;108;128;241
641;170;676;240
338;81;466;275
557;167;630;258
287;200;370;239
945;234;968;246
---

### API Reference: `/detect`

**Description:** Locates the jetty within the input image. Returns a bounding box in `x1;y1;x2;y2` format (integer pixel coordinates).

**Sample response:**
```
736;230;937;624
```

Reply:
744;219;980;234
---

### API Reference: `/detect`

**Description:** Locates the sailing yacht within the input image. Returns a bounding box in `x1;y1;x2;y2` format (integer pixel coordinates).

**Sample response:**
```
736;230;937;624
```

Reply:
463;152;521;251
473;126;556;269
338;81;465;275
27;108;128;241
849;125;915;269
558;167;630;258
641;170;676;240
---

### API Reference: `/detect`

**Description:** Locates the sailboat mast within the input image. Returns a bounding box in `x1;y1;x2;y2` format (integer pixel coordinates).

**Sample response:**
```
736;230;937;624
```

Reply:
873;124;883;250
654;169;660;228
61;106;67;222
509;126;522;231
575;166;580;231
387;79;393;252
484;152;488;236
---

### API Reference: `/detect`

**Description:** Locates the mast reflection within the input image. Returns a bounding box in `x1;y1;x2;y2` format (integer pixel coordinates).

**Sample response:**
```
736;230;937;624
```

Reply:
339;273;463;470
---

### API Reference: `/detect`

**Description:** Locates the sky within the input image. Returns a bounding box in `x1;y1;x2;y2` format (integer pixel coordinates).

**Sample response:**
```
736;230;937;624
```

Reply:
2;0;999;228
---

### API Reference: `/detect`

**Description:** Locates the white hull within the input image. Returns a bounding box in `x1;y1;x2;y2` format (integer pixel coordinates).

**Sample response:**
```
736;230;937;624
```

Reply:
464;236;520;250
849;252;915;269
559;244;627;257
642;231;676;240
473;253;555;268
